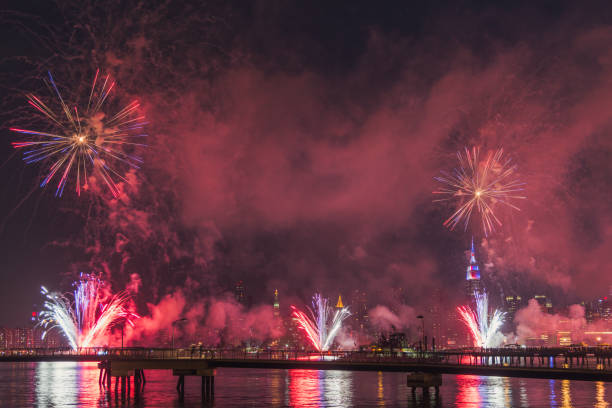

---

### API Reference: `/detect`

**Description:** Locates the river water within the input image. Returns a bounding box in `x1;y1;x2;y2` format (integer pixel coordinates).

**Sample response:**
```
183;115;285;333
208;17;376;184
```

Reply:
0;362;609;407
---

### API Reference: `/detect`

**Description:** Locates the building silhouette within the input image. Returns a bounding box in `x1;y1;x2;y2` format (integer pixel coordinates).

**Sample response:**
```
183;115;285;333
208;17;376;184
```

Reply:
504;295;523;328
234;281;246;305
534;295;553;314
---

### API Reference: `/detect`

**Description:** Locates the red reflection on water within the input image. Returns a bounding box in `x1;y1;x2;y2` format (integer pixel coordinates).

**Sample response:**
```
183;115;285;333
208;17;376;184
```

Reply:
76;362;106;404
289;369;321;407
456;375;481;407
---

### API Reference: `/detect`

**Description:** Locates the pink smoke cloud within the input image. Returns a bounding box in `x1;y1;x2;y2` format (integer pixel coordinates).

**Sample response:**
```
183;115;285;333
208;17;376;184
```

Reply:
369;304;416;332
513;299;612;345
128;291;283;346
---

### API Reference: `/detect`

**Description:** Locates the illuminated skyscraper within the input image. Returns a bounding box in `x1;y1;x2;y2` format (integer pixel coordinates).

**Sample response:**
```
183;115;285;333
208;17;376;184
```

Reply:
269;289;281;347
465;237;481;299
336;294;344;309
505;295;522;327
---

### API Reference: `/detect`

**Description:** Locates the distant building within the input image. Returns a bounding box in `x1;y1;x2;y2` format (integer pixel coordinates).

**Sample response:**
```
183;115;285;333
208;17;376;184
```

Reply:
584;300;599;324
270;289;281;347
534;295;553;314
234;281;246;305
0;327;63;348
599;297;611;321
349;289;369;335
392;287;408;306
283;315;303;349
505;295;523;326
429;289;443;349
444;310;461;348
465;237;482;299
583;290;612;324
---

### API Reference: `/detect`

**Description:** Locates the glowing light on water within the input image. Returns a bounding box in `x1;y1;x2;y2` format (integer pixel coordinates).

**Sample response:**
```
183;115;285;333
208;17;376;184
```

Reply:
457;291;505;348
291;294;350;352
434;147;525;236
39;273;139;350
11;70;147;197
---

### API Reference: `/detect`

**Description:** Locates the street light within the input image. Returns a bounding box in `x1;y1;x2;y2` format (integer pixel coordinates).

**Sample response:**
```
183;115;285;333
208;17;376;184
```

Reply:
171;318;188;350
114;318;128;352
416;315;425;352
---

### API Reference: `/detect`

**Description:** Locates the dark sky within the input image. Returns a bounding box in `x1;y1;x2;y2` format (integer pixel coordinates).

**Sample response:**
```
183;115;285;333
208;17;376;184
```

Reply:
1;0;612;327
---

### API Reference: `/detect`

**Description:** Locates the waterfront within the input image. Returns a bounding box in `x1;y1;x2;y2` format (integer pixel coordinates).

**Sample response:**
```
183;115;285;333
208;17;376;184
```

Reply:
0;362;609;407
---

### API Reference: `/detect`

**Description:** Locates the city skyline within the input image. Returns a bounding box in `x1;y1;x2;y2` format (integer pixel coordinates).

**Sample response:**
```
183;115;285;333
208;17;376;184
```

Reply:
3;237;610;350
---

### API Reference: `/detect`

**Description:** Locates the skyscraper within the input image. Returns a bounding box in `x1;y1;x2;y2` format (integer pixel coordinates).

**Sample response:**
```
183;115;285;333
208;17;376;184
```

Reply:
234;281;246;305
273;289;280;318
505;295;522;327
465;237;481;299
600;297;611;321
350;289;368;333
534;295;553;314
270;289;281;347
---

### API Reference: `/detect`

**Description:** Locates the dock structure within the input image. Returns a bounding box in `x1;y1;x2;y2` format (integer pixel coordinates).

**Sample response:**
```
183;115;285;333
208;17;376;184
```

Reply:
97;357;217;401
3;347;612;402
406;372;442;396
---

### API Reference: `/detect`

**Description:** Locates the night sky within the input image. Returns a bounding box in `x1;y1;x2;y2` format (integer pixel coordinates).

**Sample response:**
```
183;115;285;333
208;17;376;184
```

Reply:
1;1;612;330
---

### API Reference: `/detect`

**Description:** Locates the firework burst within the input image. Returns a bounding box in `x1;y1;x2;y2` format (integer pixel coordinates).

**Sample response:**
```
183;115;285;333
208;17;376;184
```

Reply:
457;291;505;348
434;147;525;236
39;273;139;350
291;294;350;352
10;70;147;198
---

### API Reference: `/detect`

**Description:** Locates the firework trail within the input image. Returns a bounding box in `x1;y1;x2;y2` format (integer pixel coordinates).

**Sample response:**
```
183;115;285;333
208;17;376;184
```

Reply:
457;291;505;348
39;273;139;350
10;70;147;198
291;294;351;351
434;147;525;236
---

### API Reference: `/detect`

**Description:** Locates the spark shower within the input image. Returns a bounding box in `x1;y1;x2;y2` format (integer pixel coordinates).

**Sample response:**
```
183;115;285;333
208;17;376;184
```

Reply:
291;294;350;352
39;273;139;350
457;291;505;348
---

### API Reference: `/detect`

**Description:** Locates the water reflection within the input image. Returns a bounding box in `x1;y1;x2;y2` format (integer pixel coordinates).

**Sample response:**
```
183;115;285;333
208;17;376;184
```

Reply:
377;371;385;406
596;381;610;408
269;370;283;406
36;362;130;407
519;379;529;407
0;363;607;407
288;369;321;406
36;361;79;407
455;375;481;406
287;369;353;407
561;379;572;408
488;376;510;408
324;370;352;407
503;377;512;406
549;379;557;407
